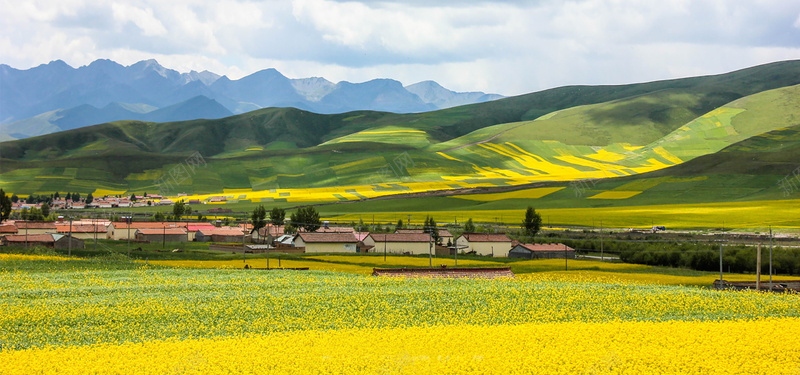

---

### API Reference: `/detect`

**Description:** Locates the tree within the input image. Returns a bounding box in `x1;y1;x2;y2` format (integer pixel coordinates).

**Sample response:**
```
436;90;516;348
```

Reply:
523;206;543;238
72;192;81;202
251;205;267;235
184;206;192;217
65;192;71;201
423;215;440;244
130;194;137;202
291;206;321;232
153;211;165;222
269;207;285;226
54;192;60;199
27;207;43;221
86;193;94;205
172;201;186;221
284;222;297;234
464;218;476;233
396;219;404;230
197;213;206;222
41;202;50;218
356;218;369;232
20;207;29;220
0;189;11;224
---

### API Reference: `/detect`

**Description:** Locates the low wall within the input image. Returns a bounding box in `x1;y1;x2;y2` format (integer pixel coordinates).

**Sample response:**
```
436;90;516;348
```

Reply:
372;267;514;279
209;244;305;254
714;280;800;292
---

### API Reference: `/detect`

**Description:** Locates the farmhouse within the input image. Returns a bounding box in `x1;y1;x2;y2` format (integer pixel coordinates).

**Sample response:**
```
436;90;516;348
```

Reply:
355;232;375;249
1;233;84;249
396;228;454;245
455;233;513;257
0;224;19;235
373;233;432;255
509;243;576;259
134;228;188;242
292;232;360;253
14;221;57;235
311;226;355;233
195;228;245;243
107;222;188;240
186;223;216;241
55;224;107;240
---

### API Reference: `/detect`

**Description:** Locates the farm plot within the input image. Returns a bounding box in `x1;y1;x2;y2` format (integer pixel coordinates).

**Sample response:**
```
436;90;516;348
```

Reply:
1;254;799;374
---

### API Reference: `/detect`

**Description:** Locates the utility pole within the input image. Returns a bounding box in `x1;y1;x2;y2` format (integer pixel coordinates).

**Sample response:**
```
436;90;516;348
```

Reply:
565;243;568;271
769;226;774;291
68;217;72;257
428;229;433;268
600;220;604;261
93;214;97;251
719;231;723;290
756;243;762;291
243;220;247;264
126;215;132;259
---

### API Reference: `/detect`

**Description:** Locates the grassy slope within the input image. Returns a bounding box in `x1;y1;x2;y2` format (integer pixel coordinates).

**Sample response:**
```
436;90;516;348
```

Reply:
1;60;800;197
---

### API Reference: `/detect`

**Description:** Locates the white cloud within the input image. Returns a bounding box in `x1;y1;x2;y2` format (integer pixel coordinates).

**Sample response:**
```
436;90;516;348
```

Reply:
111;3;167;37
1;0;800;96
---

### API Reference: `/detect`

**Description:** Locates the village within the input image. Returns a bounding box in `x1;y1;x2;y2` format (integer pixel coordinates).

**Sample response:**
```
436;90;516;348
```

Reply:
0;216;576;260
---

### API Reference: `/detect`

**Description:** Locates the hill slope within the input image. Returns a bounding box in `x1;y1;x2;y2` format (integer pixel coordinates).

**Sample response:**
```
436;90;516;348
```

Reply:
1;61;799;199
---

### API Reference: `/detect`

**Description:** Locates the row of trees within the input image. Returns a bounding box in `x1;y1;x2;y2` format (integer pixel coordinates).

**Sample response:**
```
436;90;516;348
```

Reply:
8;192;90;205
245;204;544;240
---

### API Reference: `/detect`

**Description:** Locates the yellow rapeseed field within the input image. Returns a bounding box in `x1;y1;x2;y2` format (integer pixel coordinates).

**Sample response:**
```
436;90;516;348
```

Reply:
3;319;799;375
2;254;799;374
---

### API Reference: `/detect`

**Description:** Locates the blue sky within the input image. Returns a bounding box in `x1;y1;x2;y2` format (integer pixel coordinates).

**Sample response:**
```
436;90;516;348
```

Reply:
2;0;800;95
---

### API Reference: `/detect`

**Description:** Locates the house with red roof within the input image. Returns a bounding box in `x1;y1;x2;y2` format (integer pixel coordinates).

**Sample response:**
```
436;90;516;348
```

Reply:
195;227;245;243
1;233;84;249
292;232;361;253
55;224;107;240
134;228;188;242
14;221;57;235
455;233;513;257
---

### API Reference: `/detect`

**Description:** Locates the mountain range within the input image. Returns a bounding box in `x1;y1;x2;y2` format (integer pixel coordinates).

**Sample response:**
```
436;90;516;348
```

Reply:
0;59;503;140
2;59;799;211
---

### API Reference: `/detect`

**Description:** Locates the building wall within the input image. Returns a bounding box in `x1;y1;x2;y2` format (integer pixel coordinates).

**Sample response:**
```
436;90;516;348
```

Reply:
536;250;576;259
55;237;85;250
137;233;188;242
211;234;245;243
66;232;102;240
108;226;135;240
373;241;431;255
304;242;358;253
16;228;53;235
361;236;376;247
3;241;53;248
457;237;511;257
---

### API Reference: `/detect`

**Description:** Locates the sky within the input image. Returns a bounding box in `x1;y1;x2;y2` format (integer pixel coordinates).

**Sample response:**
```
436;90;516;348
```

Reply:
2;0;800;96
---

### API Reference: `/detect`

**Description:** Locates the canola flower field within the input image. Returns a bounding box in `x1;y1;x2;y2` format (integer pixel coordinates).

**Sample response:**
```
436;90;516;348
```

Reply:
1;254;799;374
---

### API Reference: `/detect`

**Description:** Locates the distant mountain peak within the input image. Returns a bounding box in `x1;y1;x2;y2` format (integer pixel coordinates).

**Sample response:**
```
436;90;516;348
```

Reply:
0;57;505;138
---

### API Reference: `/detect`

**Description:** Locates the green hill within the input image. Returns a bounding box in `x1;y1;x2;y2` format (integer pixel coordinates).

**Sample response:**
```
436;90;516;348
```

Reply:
2;60;800;197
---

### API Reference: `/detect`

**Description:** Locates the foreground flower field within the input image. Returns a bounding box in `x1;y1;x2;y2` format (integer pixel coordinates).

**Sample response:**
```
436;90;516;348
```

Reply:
3;319;799;375
1;254;799;374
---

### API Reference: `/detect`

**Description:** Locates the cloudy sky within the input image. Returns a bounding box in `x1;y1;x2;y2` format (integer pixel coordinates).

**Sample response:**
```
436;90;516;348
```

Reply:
2;0;800;96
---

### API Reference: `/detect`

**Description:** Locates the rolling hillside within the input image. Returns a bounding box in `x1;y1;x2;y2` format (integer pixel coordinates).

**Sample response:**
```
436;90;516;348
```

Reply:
1;60;799;204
